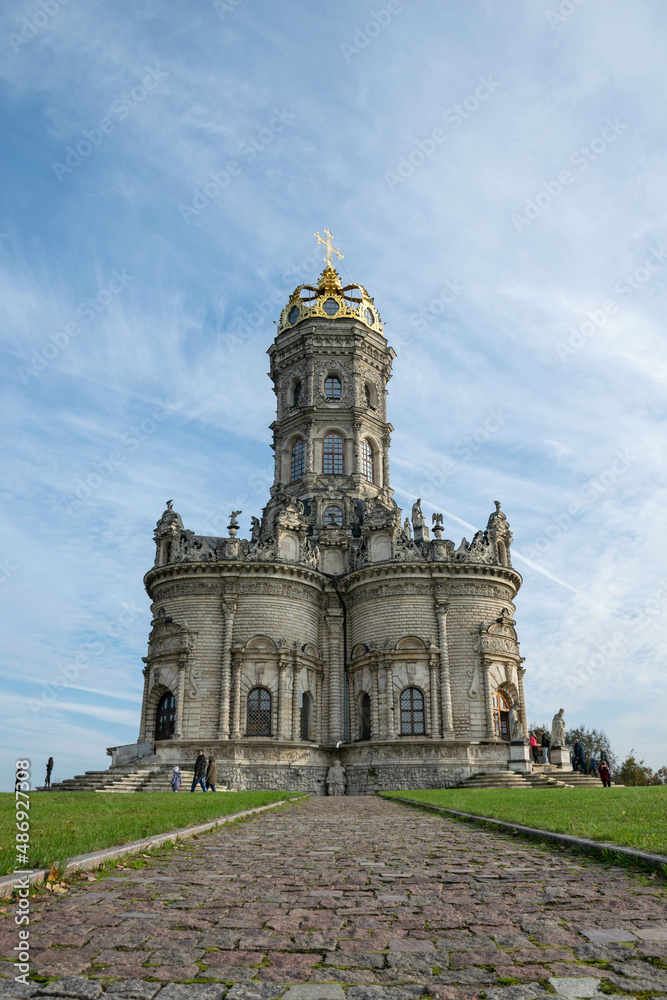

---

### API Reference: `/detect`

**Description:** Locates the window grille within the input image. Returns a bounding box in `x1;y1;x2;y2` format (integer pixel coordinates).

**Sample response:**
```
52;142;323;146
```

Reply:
323;433;344;475
400;687;425;735
247;687;272;736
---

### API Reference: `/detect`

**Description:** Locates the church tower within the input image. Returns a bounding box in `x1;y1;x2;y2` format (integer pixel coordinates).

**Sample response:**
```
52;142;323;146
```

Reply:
115;233;529;794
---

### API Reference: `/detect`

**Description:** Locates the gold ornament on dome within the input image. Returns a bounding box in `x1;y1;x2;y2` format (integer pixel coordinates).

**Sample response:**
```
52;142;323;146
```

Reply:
280;231;383;333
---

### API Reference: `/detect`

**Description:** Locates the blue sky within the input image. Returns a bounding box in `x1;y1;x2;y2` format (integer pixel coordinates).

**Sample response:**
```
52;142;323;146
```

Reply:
2;0;666;789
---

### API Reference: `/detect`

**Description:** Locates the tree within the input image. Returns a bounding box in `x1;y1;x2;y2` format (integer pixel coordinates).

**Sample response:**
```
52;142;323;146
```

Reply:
618;751;667;786
565;725;617;770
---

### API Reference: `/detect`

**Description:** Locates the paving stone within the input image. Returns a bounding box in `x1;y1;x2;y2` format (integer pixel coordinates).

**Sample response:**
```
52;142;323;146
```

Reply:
14;797;667;996
0;983;41;999
104;982;162;1000
633;926;667;941
485;987;547;1000
582;928;638;944
347;988;425;999
35;980;102;1000
282;988;344;1000
225;986;287;1000
158;987;225;1000
548;977;602;998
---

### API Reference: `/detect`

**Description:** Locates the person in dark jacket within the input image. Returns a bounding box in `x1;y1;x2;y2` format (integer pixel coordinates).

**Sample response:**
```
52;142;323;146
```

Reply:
190;749;208;792
45;757;54;788
599;760;612;787
206;755;217;792
572;739;588;774
541;731;550;764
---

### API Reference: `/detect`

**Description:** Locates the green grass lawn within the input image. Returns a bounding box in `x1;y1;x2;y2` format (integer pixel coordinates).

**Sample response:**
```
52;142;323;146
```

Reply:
381;786;667;856
0;790;299;876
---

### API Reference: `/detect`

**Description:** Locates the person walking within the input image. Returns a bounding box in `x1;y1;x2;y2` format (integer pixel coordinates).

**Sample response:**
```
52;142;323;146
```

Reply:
589;754;600;778
45;757;54;788
529;731;539;764
599;759;612;787
572;739;588;774
170;765;182;792
541;730;550;764
205;755;217;792
190;749;207;792
599;747;609;765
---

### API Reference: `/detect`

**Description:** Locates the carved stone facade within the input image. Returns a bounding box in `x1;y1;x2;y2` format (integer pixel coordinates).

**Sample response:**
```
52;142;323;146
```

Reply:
108;256;529;792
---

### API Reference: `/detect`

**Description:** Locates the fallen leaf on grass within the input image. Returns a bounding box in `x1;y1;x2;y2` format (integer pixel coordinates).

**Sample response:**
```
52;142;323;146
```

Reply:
47;864;59;883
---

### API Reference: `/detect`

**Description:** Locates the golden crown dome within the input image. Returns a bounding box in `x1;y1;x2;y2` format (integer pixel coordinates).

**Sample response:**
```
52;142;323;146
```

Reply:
279;230;383;333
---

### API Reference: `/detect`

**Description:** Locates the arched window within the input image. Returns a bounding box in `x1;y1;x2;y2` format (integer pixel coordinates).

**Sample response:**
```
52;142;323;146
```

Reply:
246;687;272;736
324;376;342;399
300;692;312;740
400;687;425;735
293;381;302;406
492;691;511;742
361;440;374;483
359;692;371;740
291;439;305;482
324;505;343;526
497;540;508;567
323;433;344;475
155;692;176;741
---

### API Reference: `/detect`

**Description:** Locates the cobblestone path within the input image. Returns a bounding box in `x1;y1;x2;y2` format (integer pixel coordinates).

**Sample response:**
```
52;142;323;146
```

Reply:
2;796;667;1000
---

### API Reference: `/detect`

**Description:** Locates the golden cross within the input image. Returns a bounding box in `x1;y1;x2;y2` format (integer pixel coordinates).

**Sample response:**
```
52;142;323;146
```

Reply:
315;228;343;268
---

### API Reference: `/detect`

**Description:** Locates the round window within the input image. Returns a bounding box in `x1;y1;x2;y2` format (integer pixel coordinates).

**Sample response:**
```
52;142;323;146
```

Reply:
323;297;339;316
364;307;374;326
288;305;300;324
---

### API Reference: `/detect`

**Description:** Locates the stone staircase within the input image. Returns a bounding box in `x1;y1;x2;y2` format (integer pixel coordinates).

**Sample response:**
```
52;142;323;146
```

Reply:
38;764;161;793
461;769;573;790
534;763;622;787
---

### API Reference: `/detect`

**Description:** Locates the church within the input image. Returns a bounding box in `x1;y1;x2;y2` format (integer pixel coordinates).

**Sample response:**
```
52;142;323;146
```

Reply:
109;233;530;794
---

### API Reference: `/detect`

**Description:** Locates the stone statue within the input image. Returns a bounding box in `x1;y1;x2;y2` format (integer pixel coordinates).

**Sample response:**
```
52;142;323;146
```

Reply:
250;516;261;542
551;708;566;748
509;704;525;743
326;759;346;796
403;517;412;539
166;499;174;511
411;498;426;529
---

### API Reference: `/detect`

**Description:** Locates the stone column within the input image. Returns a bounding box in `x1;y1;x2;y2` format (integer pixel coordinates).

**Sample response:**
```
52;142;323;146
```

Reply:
326;614;344;743
174;658;187;739
353;421;363;475
139;665;150;741
231;652;242;739
382;431;391;488
429;652;440;738
517;665;527;731
217;598;237;739
305;420;315;474
306;356;315;405
481;656;496;739
291;662;302;740
370;664;380;739
277;655;289;740
435;600;454;736
316;671;323;743
384;660;395;737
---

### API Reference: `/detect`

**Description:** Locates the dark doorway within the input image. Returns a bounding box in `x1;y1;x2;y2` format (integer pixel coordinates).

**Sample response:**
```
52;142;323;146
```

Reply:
155;692;176;740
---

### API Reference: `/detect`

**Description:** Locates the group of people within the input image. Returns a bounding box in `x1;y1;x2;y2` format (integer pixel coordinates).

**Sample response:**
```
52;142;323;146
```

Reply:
170;750;218;792
572;741;613;786
528;732;613;786
529;729;551;763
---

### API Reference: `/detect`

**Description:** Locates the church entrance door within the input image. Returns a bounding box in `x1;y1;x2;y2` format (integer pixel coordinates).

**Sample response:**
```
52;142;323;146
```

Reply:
492;691;511;742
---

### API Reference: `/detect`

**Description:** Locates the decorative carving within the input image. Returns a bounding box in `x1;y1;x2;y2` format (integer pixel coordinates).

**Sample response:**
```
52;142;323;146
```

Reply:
467;665;478;699
188;667;201;698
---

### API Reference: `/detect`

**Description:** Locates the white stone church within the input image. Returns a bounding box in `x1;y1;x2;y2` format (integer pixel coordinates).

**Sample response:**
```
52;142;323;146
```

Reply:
108;239;530;794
